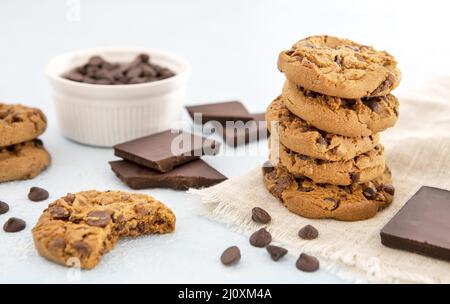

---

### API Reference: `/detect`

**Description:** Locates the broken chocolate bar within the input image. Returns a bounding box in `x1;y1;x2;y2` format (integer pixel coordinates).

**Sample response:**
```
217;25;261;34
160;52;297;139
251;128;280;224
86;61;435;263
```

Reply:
114;130;219;173
109;159;227;190
186;101;254;126
380;186;450;261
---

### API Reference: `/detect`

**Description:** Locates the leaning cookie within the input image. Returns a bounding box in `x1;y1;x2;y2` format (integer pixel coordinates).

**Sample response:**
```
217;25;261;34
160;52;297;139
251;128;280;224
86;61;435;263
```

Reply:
276;143;385;186
282;80;399;137
32;190;176;269
0;139;51;183
263;163;394;221
277;35;401;99
266;96;380;161
0;104;47;147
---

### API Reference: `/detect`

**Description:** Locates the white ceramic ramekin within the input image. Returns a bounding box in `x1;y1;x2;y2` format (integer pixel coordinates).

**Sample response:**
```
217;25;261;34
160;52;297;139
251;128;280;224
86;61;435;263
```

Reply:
46;47;190;147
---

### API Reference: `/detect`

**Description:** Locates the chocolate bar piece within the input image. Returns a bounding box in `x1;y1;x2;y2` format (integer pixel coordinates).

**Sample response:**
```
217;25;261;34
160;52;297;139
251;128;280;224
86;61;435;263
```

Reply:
109;159;227;190
221;112;267;147
186;101;254;125
380;186;450;261
114;130;219;173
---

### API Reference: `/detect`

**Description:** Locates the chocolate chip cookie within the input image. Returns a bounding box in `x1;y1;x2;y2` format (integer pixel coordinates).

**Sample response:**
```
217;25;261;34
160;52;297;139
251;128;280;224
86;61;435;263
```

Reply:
263;163;394;221
0;104;47;147
0;139;51;183
32;190;176;269
266;96;380;161
282;80;399;137
276;143;385;186
277;35;401;99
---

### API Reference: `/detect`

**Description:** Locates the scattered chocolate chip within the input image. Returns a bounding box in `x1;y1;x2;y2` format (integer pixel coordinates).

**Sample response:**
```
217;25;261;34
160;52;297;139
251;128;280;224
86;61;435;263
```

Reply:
249;228;272;247
64;193;76;204
298;225;319;240
252;207;271;224
363;187;378;199
296;253;320;272
363;99;382;113
0;201;9;214
382;184;395;195
28;187;49;202
74;241;91;257
266;245;288;261
50;206;70;220
86;210;112;227
3;217;26;233
262;161;274;174
350;172;360;184
220;246;241;266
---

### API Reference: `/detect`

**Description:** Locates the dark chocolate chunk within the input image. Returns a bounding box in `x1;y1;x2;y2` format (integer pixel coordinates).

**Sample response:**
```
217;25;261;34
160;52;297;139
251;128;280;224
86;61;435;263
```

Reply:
249;228;272;247
220;246;241;266
363;99;382;113
221;113;267;147
185;101;254;126
0;201;9;214
369;73;395;97
350;172;360;184
114;130;219;173
382;184;395;195
296;253;320;272
363;187;377;199
28;187;49;202
298;225;319;240
64;193;76;204
3;217;26;233
74;241;91;257
266;245;288;261
380;186;450;261
50;206;70;220
251;207;271;224
86;210;112;227
109;159;227;190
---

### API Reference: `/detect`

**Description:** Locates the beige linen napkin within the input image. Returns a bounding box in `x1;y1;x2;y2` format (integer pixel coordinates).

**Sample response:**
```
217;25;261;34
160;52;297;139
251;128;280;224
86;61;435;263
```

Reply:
190;78;450;283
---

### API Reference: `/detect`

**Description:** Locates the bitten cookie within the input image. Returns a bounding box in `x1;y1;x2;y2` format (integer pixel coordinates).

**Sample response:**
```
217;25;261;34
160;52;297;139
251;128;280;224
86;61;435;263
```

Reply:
32;190;176;269
266;96;380;161
0;104;47;147
282;80;399;137
277;35;401;99
276;143;385;186
263;163;394;221
0;139;51;183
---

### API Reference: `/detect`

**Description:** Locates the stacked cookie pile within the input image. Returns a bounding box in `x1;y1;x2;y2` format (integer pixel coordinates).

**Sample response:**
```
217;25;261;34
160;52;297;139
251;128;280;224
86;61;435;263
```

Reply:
263;35;400;221
0;104;51;183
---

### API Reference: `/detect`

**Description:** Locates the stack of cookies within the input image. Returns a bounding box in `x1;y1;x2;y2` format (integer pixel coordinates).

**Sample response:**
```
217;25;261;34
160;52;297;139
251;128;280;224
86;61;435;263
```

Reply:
263;35;400;221
0;104;51;183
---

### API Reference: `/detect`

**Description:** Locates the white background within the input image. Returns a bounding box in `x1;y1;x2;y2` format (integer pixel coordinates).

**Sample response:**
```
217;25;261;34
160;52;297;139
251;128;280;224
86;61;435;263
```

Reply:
0;0;449;283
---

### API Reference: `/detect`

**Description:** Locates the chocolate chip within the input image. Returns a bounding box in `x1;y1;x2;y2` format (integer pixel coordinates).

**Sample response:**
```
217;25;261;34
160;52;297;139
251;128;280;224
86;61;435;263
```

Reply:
74;241;91;257
266;245;288;261
341;98;356;109
298;186;313;192
220;246;241;266
363;187;378;199
296;253;320;272
134;203;150;216
63;193;76;204
88;56;104;67
262;161;274;174
86;210;112;227
0;201;9;215
369;73;395;97
316;136;328;146
28;187;49;202
249;228;272;247
334;55;343;66
3;217;26;233
304;90;319;98
295;56;303;62
363;99;382;113
48;237;66;252
272;176;291;198
323;197;339;210
285;49;294;56
252;207;271;224
50;206;70;220
298;154;311;161
298;225;319;240
350;172;360;184
138;53;150;63
382;184;395;195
